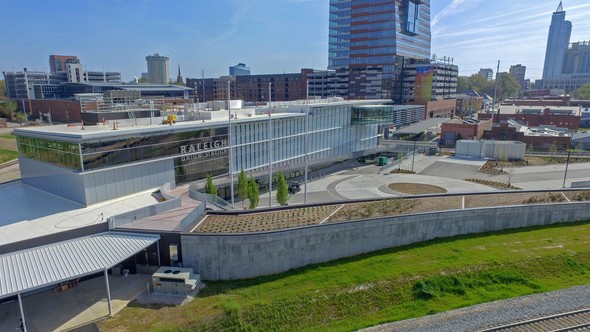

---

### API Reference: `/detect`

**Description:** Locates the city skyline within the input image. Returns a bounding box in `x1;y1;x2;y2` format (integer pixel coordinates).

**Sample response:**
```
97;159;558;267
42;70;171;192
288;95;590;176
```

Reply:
1;0;590;81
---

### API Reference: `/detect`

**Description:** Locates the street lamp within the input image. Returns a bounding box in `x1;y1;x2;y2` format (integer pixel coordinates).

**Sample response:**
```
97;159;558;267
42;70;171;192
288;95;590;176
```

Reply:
268;82;272;207
304;80;309;205
228;81;234;209
563;148;571;188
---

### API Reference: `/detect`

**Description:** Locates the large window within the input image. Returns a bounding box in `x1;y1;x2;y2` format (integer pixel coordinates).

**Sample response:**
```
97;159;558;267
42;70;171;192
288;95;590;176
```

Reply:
406;1;420;34
81;128;228;171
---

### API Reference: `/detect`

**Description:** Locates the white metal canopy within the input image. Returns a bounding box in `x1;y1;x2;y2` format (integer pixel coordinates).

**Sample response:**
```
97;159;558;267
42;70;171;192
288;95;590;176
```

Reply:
0;231;160;300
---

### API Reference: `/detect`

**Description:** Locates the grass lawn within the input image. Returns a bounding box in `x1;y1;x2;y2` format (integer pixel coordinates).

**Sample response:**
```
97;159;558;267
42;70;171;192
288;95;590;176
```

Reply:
0;148;17;163
99;221;590;332
0;133;15;140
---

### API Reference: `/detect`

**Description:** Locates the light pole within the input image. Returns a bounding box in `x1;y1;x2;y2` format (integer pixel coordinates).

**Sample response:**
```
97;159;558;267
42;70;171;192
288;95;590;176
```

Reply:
563;148;571;188
411;140;417;172
304;80;309;205
228;81;234;209
268;82;273;207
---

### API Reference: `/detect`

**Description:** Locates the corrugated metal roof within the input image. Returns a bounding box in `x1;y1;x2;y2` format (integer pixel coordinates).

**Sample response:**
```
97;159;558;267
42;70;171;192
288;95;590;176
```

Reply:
0;232;160;299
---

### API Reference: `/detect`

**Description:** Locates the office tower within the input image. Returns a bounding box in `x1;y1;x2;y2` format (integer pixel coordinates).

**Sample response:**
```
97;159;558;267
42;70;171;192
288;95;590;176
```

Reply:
146;53;170;84
328;0;431;100
542;1;571;79
509;64;527;90
478;68;494;81
49;55;80;74
229;63;251;76
562;41;590;75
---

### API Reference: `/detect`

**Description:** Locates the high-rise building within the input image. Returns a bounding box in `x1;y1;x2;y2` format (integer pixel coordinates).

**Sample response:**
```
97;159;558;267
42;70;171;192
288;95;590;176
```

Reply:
146;53;170;84
229;63;251;76
478;68;493;80
509;64;527;90
49;55;80;74
542;1;571;80
328;0;431;100
562;41;590;75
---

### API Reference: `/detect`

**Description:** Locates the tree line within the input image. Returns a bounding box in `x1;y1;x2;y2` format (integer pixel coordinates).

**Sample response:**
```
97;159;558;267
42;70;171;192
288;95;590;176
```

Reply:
204;170;290;209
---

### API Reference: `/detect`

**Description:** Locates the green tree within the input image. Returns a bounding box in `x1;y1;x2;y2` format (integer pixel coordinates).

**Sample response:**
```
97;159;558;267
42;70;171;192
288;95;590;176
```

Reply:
0;100;17;119
276;171;289;205
237;169;248;209
574;83;590;99
497;72;521;99
456;76;471;94
247;175;259;209
0;80;6;99
204;174;218;196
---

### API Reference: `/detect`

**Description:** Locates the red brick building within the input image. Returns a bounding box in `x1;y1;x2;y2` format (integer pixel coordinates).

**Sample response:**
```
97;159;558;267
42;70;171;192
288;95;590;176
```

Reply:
482;123;571;150
440;118;493;146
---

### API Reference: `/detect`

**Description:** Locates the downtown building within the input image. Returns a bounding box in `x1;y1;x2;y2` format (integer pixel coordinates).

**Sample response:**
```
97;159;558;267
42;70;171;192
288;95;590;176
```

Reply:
538;2;590;93
326;0;432;101
146;53;170;84
12;98;424;205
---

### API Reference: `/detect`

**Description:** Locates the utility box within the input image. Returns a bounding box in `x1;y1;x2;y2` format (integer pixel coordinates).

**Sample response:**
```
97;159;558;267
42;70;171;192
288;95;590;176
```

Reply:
378;156;389;166
152;266;200;295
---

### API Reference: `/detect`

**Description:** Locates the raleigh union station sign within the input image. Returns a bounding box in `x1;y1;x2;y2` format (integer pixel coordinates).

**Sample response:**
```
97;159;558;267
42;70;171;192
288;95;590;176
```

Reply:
179;139;228;161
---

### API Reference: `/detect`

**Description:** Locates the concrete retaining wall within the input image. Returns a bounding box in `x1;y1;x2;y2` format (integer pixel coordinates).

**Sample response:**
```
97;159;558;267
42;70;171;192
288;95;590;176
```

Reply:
181;202;590;280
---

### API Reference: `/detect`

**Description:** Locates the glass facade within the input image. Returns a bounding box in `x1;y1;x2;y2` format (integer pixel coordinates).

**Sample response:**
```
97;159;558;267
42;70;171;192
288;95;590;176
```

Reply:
16;101;419;189
17;137;82;171
351;105;424;127
542;4;572;79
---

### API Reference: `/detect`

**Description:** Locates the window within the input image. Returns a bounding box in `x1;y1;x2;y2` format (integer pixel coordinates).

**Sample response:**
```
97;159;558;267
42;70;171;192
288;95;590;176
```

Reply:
406;0;420;34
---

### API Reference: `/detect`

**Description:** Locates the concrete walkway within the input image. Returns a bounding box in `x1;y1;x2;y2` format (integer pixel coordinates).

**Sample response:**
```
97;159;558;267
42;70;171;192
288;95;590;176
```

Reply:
0;274;150;332
261;155;590;207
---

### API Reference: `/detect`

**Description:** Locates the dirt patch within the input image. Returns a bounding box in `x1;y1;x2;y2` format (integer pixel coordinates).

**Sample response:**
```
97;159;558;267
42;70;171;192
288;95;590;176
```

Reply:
193;190;590;234
0;138;16;151
387;183;447;195
464;192;567;208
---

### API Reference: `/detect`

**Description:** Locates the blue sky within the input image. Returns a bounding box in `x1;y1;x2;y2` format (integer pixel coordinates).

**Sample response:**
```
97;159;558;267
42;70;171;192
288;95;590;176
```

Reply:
1;0;589;81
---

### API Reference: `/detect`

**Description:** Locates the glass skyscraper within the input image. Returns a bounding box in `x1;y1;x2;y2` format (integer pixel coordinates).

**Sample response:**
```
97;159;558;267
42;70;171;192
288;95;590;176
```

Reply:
328;0;431;100
542;1;571;80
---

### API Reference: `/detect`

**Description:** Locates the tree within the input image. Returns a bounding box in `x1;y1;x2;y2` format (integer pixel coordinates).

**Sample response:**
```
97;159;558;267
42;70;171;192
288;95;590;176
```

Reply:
204;174;218;196
0;100;17;120
497;72;521;99
0;80;6;99
574;83;590;99
247;175;259;209
276;171;289;205
456;76;470;94
237;169;248;209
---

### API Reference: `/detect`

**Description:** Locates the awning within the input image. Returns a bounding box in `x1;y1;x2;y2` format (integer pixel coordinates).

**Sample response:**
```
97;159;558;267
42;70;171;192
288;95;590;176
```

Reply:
0;231;160;300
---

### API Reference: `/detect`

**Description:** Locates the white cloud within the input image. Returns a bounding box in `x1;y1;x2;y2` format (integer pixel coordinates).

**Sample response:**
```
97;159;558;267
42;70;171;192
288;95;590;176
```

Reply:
432;0;483;28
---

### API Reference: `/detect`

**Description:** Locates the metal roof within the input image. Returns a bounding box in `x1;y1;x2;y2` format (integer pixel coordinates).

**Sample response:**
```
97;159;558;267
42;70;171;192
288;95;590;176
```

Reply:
0;232;160;299
395;117;452;135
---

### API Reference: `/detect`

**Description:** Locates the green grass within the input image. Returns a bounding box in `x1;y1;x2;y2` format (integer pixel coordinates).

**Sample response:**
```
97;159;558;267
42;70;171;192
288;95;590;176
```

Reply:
0;133;15;139
99;221;590;332
0;148;17;163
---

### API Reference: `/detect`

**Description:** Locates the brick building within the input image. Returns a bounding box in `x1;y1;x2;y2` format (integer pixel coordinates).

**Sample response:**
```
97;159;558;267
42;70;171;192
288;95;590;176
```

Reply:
482;122;571;150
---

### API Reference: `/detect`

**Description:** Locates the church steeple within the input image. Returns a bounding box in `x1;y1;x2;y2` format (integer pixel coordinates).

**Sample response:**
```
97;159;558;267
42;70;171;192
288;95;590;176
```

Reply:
176;64;184;85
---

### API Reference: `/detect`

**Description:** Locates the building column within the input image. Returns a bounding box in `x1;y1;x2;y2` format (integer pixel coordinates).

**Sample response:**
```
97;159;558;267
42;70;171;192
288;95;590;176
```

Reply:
104;269;113;316
17;293;27;332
